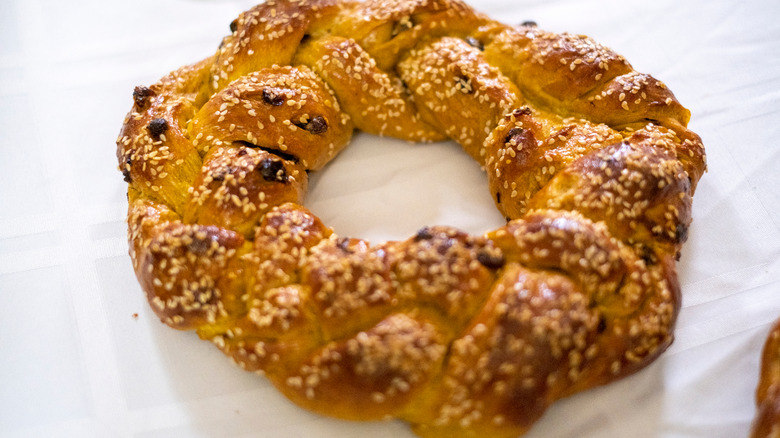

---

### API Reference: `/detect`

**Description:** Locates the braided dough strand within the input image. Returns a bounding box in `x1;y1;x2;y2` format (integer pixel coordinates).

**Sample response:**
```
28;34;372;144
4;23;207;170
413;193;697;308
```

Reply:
752;320;780;438
116;1;706;436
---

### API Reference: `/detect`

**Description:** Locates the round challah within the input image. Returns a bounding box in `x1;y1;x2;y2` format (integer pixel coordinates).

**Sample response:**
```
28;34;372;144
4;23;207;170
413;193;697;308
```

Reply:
116;1;706;437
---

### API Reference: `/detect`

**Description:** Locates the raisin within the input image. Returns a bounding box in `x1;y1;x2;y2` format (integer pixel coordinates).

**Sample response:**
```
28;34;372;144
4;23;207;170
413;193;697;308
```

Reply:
477;249;505;269
304;116;328;134
133;86;154;109
414;227;434;242
262;88;285;106
147;118;169;139
505;127;525;144
259;159;287;182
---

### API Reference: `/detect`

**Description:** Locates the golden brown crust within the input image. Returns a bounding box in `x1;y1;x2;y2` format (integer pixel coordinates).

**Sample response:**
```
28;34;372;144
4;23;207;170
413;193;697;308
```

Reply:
752;320;780;438
485;106;624;220
483;26;690;127
527;136;693;257
116;1;706;436
117;58;213;212
398;36;521;162
191;65;354;170
293;35;445;141
184;144;308;238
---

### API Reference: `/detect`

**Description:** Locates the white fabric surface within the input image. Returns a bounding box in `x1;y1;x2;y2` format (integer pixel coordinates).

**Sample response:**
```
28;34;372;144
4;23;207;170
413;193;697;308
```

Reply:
1;0;778;436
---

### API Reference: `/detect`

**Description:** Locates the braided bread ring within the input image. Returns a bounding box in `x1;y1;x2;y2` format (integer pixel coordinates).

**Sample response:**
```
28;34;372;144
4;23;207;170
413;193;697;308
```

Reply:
116;1;707;436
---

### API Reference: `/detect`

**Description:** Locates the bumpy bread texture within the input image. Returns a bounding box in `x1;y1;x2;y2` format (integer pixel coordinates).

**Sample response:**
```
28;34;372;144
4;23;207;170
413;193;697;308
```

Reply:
116;1;706;437
752;320;780;437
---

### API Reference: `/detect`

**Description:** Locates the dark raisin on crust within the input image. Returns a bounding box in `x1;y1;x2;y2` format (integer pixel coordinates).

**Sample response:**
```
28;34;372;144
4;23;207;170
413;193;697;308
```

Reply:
147;118;169;139
476;249;505;269
262;88;285;106
259;158;288;182
133;86;154;109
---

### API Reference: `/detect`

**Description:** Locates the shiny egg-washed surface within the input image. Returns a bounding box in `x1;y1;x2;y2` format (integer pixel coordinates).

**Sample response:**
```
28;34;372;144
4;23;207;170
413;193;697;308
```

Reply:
753;320;780;437
116;1;706;437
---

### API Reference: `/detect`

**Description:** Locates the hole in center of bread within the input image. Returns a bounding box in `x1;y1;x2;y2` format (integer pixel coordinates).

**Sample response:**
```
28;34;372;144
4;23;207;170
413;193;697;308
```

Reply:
305;133;506;243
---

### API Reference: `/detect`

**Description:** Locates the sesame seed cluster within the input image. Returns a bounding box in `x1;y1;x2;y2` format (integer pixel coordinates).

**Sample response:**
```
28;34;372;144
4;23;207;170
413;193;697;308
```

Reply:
116;1;706;437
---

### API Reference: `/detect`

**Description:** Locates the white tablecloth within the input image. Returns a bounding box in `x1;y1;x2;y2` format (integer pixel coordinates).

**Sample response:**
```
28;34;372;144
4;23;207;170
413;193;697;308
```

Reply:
1;0;778;436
